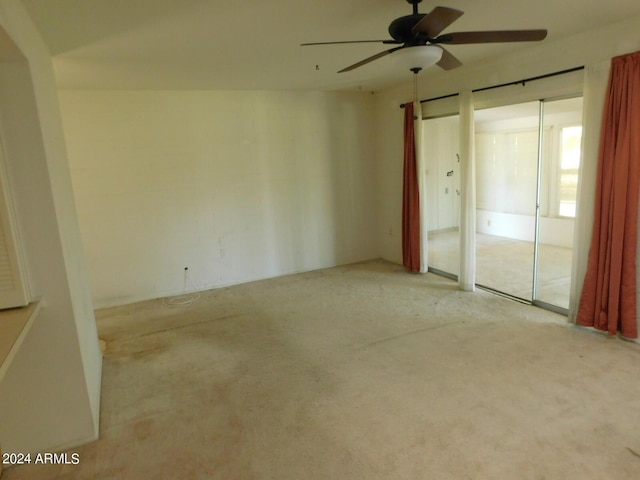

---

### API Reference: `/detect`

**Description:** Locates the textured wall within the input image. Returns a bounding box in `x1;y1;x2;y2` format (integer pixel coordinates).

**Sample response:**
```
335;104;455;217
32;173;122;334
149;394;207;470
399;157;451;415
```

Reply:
59;90;378;307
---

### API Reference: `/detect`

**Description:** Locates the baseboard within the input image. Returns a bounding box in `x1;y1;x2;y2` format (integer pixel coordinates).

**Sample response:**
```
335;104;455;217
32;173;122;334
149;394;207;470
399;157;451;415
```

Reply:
93;257;382;310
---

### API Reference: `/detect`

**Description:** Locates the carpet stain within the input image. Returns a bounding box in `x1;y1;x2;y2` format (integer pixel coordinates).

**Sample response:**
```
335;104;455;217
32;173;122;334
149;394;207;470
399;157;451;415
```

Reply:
105;338;170;359
627;447;640;459
132;343;167;359
358;320;467;349
133;418;155;441
130;314;247;340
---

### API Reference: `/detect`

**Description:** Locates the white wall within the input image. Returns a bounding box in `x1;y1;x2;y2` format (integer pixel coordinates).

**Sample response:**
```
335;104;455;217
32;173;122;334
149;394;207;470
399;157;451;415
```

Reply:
59;90;378;308
0;0;101;453
374;13;640;264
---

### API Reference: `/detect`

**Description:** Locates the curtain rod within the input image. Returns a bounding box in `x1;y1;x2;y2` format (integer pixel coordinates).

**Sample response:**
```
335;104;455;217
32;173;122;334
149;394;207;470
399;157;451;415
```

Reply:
399;65;585;108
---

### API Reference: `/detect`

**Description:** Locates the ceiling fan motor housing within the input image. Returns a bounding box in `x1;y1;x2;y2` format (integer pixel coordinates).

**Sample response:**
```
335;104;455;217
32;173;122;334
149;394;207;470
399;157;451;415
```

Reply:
389;15;427;44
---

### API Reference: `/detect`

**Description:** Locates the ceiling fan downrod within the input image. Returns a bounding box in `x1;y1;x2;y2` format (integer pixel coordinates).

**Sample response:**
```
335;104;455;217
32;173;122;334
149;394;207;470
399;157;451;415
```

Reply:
407;0;422;16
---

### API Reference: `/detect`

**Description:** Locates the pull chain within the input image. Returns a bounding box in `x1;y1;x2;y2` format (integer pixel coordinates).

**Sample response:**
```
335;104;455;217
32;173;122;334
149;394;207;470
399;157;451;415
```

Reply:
412;70;421;118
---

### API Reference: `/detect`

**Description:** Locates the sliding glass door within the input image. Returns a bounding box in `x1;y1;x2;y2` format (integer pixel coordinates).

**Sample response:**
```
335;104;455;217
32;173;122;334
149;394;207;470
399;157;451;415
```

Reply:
473;97;583;311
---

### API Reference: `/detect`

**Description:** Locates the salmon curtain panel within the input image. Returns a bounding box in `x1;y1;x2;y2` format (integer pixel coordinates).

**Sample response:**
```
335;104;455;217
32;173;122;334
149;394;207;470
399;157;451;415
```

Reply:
402;102;421;272
576;51;640;338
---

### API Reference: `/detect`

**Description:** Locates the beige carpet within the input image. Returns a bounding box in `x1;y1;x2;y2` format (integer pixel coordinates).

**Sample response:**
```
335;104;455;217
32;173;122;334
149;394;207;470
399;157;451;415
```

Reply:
4;259;640;479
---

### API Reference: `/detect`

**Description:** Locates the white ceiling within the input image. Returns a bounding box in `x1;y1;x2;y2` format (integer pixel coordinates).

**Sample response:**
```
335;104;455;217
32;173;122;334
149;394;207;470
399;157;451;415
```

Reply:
20;0;640;91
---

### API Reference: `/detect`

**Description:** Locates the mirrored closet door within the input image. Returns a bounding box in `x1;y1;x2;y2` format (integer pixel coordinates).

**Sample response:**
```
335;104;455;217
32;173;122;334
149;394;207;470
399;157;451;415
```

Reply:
424;114;461;279
473;97;583;311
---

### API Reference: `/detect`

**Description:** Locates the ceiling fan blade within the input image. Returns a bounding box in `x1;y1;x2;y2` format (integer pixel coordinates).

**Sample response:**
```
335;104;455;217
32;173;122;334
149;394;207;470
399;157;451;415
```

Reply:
434;29;548;45
338;46;404;73
436;46;463;70
411;6;464;38
301;40;401;46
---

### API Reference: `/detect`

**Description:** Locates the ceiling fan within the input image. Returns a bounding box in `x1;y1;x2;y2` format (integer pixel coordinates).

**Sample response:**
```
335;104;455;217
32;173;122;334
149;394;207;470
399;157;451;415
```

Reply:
301;0;547;73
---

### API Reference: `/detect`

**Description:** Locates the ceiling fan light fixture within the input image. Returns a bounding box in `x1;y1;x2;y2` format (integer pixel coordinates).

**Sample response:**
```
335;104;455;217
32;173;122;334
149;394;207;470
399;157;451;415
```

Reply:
393;45;443;72
302;5;547;75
